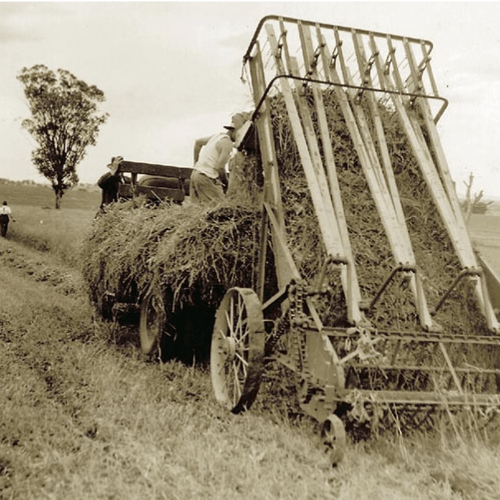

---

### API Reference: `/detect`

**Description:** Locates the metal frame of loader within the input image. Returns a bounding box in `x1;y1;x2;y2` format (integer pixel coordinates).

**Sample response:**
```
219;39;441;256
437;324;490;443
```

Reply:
209;15;500;464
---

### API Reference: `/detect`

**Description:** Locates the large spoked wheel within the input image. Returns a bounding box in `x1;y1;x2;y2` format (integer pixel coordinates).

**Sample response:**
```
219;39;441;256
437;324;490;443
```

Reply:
211;288;265;414
139;287;165;355
321;414;347;466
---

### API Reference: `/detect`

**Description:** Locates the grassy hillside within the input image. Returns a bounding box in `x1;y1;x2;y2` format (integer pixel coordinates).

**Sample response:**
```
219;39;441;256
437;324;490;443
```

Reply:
0;184;500;499
0;180;100;210
1;237;499;500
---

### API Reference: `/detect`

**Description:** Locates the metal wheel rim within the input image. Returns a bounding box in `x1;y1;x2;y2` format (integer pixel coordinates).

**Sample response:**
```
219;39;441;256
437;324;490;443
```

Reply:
139;289;165;355
321;414;347;466
211;287;265;414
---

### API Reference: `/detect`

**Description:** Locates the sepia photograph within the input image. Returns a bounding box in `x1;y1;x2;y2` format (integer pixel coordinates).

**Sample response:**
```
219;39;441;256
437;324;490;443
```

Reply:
1;2;500;499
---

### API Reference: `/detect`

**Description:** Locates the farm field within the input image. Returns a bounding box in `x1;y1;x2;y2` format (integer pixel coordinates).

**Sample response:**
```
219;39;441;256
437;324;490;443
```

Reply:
0;196;500;499
469;213;500;275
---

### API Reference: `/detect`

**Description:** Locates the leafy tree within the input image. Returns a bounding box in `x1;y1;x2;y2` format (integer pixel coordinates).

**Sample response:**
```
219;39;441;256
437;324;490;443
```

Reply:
17;65;109;208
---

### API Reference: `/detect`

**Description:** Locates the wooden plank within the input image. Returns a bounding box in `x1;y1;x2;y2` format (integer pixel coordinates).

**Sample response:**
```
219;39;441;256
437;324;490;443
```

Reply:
354;31;407;229
279;21;367;328
406;40;470;233
380;39;475;264
248;41;291;293
120;161;193;179
350;31;435;329
118;184;185;202
420;40;439;97
265;203;302;282
373;37;499;331
265;22;343;259
299;21;363;325
329;28;411;265
247;41;283;213
286;56;346;259
321;30;435;329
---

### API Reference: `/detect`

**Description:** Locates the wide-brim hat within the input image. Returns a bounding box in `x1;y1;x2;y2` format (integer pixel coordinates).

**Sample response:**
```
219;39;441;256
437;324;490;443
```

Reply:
107;156;124;174
223;112;251;131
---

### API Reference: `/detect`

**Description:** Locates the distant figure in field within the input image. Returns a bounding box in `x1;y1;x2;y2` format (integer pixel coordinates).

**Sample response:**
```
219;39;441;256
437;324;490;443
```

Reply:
97;156;124;213
0;201;15;237
190;113;249;204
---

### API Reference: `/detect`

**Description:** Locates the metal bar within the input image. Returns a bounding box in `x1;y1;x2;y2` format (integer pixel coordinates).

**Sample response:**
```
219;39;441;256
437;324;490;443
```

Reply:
431;268;481;315
324;328;500;345
243;15;433;65
249;73;448;128
256;206;269;303
439;341;463;394
362;264;415;310
261;285;290;312
334;389;500;405
345;364;500;375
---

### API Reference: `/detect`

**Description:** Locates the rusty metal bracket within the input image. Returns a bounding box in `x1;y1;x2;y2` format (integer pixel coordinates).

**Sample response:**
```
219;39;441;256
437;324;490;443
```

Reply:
431;268;482;315
275;29;287;61
355;53;377;104
360;263;417;311
384;50;393;76
329;40;342;69
311;254;348;296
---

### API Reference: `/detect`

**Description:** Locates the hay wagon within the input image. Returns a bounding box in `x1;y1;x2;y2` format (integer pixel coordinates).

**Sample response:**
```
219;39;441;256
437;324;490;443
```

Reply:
208;15;500;464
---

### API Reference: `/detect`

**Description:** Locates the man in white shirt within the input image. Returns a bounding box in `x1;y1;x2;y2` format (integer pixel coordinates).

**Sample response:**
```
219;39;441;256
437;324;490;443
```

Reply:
0;201;15;237
190;113;248;204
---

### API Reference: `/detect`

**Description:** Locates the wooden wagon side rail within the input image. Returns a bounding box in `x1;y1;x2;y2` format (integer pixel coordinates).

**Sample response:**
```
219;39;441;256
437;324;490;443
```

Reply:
118;160;192;203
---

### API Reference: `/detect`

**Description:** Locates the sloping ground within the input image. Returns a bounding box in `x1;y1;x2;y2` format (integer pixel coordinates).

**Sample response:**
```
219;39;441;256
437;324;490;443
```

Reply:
484;201;500;217
1;236;500;499
469;214;500;274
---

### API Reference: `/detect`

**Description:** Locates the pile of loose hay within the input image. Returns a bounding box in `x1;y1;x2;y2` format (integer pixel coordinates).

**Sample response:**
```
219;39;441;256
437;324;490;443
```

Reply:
81;196;266;362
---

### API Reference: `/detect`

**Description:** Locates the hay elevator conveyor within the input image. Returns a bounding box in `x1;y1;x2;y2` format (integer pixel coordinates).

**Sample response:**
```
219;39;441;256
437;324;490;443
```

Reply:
210;15;500;463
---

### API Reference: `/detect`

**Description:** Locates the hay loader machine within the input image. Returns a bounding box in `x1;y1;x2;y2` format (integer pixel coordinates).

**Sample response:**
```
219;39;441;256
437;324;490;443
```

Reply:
209;15;500;464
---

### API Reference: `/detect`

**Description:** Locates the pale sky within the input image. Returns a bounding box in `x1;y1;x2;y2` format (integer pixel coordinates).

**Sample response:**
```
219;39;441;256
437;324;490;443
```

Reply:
1;1;500;199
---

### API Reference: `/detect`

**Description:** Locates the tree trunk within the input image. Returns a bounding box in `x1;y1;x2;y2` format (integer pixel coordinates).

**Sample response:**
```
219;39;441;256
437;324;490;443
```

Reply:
55;191;62;209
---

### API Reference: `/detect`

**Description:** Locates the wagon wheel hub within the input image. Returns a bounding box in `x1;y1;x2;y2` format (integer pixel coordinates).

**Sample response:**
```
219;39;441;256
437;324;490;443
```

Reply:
222;336;237;361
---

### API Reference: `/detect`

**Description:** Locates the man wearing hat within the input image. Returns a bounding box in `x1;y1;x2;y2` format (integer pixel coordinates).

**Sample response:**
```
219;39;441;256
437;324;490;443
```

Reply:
190;113;248;204
97;156;124;212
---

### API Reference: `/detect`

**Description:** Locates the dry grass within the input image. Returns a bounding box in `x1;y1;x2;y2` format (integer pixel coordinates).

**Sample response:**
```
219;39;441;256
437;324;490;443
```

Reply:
7;204;96;267
2;238;500;500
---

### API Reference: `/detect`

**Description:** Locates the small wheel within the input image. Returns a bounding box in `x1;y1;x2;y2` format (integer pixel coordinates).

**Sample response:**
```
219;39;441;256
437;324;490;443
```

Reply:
321;414;347;466
211;288;265;414
139;287;165;355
